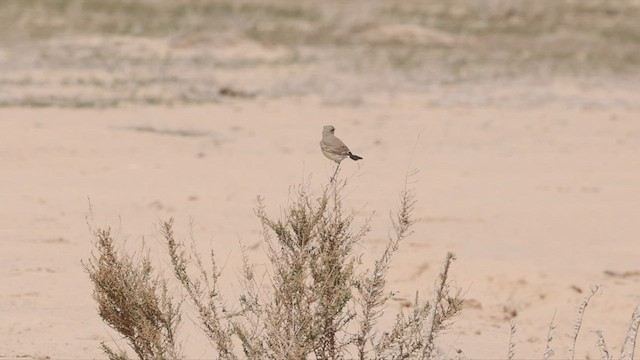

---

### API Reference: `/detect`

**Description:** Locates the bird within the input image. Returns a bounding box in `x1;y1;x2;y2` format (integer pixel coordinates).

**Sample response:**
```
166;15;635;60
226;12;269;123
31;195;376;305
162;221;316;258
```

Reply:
320;125;362;181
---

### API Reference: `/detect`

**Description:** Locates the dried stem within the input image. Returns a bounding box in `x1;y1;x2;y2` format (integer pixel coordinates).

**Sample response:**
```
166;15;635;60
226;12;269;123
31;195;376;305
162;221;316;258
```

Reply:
507;320;516;360
421;252;457;360
593;330;611;360
543;311;556;360
620;305;640;360
569;285;600;360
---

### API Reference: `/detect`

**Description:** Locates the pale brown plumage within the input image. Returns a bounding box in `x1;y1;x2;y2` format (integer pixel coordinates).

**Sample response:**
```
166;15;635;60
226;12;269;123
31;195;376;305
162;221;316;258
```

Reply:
320;125;362;181
320;125;362;164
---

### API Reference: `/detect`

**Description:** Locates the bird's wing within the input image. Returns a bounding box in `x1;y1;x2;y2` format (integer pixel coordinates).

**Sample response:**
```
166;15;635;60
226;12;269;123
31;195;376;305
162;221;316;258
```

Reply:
322;136;351;155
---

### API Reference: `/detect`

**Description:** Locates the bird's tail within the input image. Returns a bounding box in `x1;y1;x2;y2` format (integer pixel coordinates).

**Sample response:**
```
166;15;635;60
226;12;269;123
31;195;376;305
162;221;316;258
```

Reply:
349;152;363;161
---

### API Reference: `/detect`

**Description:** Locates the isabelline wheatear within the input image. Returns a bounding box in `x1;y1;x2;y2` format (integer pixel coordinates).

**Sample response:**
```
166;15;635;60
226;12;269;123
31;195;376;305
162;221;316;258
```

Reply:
320;125;362;180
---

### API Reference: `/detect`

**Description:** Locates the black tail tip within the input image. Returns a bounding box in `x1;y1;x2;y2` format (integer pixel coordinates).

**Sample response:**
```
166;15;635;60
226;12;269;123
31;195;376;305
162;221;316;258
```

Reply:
349;153;363;161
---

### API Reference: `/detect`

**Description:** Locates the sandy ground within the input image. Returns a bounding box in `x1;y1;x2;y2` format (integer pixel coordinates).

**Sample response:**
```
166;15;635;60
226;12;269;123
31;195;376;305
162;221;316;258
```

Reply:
1;87;640;359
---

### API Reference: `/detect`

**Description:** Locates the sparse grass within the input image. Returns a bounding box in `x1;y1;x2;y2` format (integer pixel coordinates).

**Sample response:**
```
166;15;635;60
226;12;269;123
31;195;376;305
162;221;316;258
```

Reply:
507;286;640;360
86;177;464;359
0;0;320;41
377;0;640;75
1;0;638;107
379;0;640;40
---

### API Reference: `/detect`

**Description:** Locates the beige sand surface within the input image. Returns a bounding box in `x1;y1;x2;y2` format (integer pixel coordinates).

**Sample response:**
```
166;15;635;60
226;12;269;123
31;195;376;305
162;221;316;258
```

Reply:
1;89;639;358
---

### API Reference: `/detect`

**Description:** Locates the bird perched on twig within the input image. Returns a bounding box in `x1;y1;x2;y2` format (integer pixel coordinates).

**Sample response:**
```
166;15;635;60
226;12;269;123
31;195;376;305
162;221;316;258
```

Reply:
320;125;362;181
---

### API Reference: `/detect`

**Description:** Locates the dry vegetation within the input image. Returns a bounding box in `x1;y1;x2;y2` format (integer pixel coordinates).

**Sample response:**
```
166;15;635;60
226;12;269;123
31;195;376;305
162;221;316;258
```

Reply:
85;177;640;359
507;286;640;360
85;179;464;359
64;1;640;357
1;0;638;106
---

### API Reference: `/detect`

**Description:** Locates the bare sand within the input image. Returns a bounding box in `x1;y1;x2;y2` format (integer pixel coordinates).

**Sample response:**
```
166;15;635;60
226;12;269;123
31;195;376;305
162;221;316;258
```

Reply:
1;87;639;358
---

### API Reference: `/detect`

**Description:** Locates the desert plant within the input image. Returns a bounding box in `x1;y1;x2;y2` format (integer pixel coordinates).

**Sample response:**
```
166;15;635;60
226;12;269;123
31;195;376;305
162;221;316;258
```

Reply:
508;285;640;360
569;285;600;360
83;228;182;360
86;177;463;359
598;304;640;360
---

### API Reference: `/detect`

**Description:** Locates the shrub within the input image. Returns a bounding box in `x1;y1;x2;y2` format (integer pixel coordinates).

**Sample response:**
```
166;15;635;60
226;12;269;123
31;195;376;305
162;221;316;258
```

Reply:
85;178;463;360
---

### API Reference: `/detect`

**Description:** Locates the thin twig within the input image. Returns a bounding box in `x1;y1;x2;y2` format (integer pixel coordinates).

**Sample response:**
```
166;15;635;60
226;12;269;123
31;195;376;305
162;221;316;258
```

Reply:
569;285;600;360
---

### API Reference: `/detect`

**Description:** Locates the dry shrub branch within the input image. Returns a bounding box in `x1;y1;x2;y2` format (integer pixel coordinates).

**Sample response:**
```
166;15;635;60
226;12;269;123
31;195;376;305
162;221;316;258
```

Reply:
83;228;182;360
86;178;463;359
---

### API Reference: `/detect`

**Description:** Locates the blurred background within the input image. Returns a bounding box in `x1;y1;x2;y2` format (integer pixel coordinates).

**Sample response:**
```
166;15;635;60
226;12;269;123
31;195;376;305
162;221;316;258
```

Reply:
1;1;639;359
1;0;638;107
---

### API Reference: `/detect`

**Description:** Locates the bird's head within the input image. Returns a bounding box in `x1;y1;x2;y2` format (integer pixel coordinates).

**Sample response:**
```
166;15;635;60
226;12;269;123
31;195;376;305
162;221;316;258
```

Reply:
322;125;335;135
